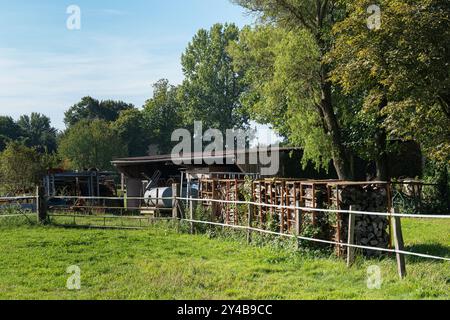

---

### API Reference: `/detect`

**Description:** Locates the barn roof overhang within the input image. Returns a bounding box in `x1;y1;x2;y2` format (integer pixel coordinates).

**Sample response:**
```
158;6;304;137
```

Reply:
111;147;302;179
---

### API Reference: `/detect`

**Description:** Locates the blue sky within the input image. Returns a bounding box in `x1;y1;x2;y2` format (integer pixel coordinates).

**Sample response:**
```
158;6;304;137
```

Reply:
0;1;258;124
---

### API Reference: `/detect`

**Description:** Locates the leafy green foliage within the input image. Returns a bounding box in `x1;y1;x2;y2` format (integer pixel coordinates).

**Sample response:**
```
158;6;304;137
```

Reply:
0;142;45;193
58;119;127;170
17;113;57;153
112;108;151;157
0;116;22;152
178;23;249;133
142;79;183;154
64;96;135;127
230;1;358;179
329;0;450;164
229;25;334;170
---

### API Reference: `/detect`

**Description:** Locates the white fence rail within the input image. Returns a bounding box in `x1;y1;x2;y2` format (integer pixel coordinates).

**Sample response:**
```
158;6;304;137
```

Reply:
177;197;450;220
182;218;450;262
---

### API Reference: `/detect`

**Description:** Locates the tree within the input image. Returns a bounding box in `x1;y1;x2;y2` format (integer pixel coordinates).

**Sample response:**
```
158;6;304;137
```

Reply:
142;79;183;154
58;119;127;170
0;116;22;152
329;0;450;166
230;26;334;168
17;113;57;153
112;108;151;157
0;142;44;193
64;96;135;127
178;23;249;134
232;0;355;180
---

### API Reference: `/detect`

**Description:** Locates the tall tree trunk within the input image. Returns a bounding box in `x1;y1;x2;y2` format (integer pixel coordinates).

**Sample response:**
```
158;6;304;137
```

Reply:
315;11;354;181
375;94;389;181
319;70;354;181
375;129;389;181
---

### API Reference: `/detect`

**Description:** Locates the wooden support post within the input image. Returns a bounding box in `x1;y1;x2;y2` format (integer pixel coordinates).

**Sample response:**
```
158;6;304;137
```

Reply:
347;205;356;267
172;183;180;220
312;184;316;226
234;178;238;225
212;180;218;220
280;181;285;234
247;203;253;244
392;208;407;279
387;183;393;249
189;199;194;234
36;186;47;224
295;200;302;250
258;182;263;224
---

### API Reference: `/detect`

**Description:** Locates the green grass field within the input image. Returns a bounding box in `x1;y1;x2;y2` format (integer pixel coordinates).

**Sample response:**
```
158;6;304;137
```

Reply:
0;217;448;300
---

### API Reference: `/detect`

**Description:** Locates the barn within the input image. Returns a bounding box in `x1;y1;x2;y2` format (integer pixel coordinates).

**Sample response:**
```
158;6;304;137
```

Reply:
111;147;336;207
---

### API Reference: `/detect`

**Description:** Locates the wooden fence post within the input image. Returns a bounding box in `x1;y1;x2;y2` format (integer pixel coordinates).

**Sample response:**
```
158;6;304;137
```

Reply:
295;200;302;250
172;183;180;220
247;203;253;244
347;205;356;267
36;186;47;224
211;180;216;217
189;199;194;234
392;208;407;279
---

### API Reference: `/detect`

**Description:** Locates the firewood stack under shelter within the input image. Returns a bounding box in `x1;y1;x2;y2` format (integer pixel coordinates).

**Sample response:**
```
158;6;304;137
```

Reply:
199;178;244;225
327;182;392;257
199;177;394;257
251;179;336;234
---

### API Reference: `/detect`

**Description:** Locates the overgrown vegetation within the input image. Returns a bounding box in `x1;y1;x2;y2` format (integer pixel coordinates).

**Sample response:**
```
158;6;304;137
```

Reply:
0;142;57;194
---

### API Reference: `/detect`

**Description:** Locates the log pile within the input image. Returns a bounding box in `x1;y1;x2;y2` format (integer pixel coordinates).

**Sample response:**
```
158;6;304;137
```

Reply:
334;185;390;257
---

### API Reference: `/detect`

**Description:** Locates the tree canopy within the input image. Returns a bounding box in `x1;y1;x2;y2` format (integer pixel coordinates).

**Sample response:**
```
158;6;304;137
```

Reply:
229;26;334;169
59;119;127;170
329;0;450;165
142;79;183;154
0;142;44;193
17;113;57;153
112;108;151;157
64;96;135;127
230;0;449;179
231;0;357;180
0;116;22;152
178;23;249;134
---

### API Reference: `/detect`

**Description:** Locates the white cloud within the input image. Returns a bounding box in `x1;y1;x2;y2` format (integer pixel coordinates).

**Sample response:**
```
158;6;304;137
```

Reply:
0;35;280;146
0;36;184;129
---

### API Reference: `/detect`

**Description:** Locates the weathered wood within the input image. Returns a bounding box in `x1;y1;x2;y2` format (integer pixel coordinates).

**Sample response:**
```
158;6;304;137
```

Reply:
295;200;302;250
189;199;194;234
334;184;390;257
36;186;48;224
347;205;356;267
212;180;219;220
392;208;407;279
247;203;253;244
172;183;180;219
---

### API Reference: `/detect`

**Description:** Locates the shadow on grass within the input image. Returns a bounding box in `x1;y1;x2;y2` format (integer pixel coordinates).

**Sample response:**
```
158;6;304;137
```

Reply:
404;243;450;264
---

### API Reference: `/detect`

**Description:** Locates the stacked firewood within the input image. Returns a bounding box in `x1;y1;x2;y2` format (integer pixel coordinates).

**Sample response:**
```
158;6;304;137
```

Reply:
335;185;390;257
303;186;328;209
